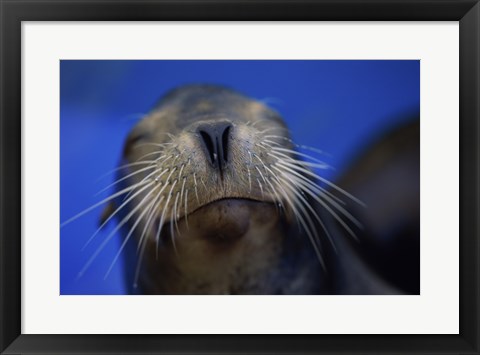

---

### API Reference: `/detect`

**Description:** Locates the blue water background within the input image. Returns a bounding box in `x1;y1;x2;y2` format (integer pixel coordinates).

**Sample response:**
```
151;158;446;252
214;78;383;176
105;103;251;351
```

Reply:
60;60;420;294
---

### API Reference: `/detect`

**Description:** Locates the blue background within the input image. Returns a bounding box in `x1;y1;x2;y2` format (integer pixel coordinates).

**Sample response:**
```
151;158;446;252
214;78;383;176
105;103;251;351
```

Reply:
60;60;420;294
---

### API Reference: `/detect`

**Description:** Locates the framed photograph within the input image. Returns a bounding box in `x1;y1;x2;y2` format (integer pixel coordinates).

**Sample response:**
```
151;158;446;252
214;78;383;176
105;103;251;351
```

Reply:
1;0;479;354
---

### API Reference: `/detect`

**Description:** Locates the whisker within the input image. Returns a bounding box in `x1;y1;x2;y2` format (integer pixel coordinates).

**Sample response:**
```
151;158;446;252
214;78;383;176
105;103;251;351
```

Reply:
133;170;177;252
135;192;165;254
135;151;166;163
137;195;165;253
268;157;345;206
255;165;268;185
253;153;283;212
272;164;361;240
173;191;181;235
266;145;331;169
270;175;301;230
200;177;208;190
193;173;200;204
95;165;162;197
274;158;365;207
95;160;158;182
245;119;262;129
300;181;359;242
294;175;361;228
275;171;337;251
103;189;161;279
271;178;326;268
156;179;178;257
256;126;289;135
255;154;283;208
78;181;157;278
179;177;186;218
133;142;175;150
82;181;156;250
257;178;264;198
170;209;178;255
263;135;331;157
264;176;283;213
263;151;345;207
272;162;362;224
121;167;167;202
61;179;151;227
153;168;170;184
184;189;190;229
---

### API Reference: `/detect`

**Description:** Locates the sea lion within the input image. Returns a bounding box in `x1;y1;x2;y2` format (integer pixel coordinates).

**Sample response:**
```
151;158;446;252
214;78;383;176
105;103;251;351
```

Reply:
92;84;418;295
330;119;420;294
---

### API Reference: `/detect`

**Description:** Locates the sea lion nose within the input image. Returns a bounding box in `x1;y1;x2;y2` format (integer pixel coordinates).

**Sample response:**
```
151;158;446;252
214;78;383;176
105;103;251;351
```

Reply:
197;122;232;174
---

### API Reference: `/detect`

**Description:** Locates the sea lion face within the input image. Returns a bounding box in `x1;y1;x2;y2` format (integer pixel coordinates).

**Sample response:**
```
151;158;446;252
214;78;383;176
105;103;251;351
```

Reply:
122;86;295;235
113;85;322;293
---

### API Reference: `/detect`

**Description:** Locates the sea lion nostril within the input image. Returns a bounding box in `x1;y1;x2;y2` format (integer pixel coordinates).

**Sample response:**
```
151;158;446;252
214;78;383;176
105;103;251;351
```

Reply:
198;122;232;173
199;130;215;164
222;125;231;163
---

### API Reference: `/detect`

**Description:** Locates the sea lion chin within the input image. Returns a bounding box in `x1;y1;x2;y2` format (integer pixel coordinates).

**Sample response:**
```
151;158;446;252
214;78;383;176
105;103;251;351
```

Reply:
179;198;277;244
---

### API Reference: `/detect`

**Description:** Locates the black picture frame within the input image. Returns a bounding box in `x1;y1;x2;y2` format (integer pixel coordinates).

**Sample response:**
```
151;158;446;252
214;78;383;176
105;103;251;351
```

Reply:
1;0;478;354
